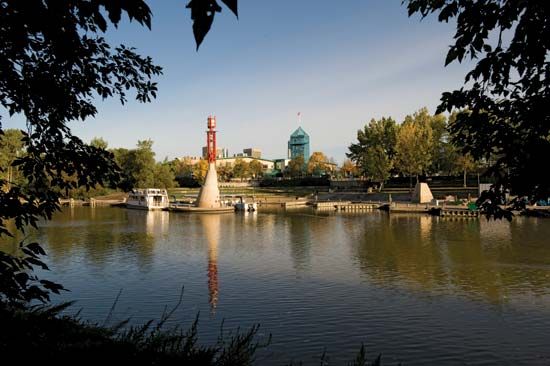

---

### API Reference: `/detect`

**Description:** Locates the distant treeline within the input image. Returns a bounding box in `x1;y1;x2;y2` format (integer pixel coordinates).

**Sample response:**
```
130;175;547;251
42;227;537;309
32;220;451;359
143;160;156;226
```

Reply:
0;108;493;196
346;107;491;190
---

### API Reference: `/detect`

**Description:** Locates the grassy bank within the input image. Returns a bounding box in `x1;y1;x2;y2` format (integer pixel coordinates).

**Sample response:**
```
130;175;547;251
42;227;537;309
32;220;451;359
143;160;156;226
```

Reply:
0;301;266;365
0;302;384;366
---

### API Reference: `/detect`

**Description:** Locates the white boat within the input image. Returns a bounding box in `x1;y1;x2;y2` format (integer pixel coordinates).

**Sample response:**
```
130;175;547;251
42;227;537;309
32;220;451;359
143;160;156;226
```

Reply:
234;196;257;212
126;188;169;210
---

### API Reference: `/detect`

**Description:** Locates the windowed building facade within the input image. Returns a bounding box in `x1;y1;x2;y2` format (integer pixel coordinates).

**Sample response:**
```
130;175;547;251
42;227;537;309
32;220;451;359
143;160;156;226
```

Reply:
287;127;310;162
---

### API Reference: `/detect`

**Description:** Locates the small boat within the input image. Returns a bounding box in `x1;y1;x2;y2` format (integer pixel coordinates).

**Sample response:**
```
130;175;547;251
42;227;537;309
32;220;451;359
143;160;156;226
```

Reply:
126;188;169;210
234;196;257;212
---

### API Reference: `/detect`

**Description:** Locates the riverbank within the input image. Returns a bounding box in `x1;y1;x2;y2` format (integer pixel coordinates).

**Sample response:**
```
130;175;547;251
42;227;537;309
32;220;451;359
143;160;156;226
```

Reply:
61;187;550;218
0;302;265;365
0;303;380;366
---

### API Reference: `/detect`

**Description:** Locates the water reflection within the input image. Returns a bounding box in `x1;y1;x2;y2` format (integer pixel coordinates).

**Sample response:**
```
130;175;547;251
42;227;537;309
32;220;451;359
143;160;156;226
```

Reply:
3;208;550;365
287;214;312;272
355;214;550;304
199;214;221;313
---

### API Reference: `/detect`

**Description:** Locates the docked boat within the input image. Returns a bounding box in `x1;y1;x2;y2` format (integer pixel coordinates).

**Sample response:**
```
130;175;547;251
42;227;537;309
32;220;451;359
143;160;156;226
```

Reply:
126;188;169;210
234;196;258;212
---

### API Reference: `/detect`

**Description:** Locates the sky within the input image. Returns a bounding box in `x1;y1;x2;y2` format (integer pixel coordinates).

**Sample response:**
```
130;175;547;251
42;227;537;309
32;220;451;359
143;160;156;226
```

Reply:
4;0;474;163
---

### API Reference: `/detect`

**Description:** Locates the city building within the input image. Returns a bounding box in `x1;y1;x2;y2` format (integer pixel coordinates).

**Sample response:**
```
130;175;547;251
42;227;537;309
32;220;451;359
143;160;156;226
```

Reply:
273;158;290;172
179;156;202;165
216;157;274;171
202;146;228;159
243;148;261;159
288;127;310;162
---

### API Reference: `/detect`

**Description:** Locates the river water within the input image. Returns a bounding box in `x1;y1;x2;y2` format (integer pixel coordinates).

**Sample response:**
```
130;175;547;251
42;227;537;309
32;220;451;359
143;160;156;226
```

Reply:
6;207;550;364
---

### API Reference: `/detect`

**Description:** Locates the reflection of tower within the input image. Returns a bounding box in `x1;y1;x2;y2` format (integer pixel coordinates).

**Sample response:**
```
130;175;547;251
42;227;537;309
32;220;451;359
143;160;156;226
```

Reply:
196;116;221;208
200;214;221;313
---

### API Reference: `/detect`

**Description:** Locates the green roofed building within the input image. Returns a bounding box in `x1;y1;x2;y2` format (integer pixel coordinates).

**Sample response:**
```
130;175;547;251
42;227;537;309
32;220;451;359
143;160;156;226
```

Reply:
288;127;310;162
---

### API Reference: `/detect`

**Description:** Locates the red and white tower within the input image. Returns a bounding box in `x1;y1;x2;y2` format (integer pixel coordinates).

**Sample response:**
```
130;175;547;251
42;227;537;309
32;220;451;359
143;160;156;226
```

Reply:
206;115;217;163
195;115;221;208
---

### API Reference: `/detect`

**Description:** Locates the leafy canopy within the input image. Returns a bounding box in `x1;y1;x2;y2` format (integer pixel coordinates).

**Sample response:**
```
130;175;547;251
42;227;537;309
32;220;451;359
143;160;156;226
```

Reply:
0;0;162;304
347;117;398;184
405;0;550;216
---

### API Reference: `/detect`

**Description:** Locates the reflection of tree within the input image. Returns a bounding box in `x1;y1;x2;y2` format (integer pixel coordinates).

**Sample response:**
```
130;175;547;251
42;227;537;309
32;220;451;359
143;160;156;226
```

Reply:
355;214;550;305
199;214;221;314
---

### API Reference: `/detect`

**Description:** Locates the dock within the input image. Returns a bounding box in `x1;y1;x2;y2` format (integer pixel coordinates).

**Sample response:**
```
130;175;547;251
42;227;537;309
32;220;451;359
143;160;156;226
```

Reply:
282;200;310;209
313;201;382;211
389;202;433;214
436;207;480;218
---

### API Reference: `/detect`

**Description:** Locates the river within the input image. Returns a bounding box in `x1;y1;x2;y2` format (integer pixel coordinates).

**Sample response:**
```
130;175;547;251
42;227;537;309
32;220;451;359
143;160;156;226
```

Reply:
6;207;550;365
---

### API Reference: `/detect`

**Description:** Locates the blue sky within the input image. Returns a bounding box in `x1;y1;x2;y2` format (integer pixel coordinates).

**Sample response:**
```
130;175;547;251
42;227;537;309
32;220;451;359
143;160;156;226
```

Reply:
4;0;472;163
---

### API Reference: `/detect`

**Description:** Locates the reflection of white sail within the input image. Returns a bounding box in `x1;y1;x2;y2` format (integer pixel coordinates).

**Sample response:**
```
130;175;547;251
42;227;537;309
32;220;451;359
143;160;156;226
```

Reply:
145;210;169;235
200;214;221;313
419;215;433;241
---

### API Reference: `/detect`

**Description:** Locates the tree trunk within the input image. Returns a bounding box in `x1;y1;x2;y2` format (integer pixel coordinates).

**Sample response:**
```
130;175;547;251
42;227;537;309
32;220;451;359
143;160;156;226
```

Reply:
463;170;467;188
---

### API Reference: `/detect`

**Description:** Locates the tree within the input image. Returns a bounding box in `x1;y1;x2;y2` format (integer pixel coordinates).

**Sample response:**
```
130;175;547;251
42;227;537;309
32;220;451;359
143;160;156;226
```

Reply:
395;111;433;186
0;129;26;190
340;159;358;178
193;159;209;184
174;158;195;179
405;1;550;217
427;113;450;175
186;0;239;49
90;137;108;150
112;140;157;188
348;117;398;187
232;159;250;180
287;155;305;178
248;160;263;178
307;152;329;176
454;153;476;188
130;140;156;188
216;164;233;182
153;162;176;189
1;1;161;304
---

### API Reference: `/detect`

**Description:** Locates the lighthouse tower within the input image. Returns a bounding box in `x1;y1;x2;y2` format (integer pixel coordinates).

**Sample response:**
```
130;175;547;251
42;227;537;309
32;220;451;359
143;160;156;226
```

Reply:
195;116;221;208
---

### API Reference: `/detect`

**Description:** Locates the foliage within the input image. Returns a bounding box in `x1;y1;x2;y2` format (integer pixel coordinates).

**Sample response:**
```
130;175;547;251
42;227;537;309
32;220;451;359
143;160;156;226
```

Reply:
287;155;305;178
1;301;390;366
427;113;452;175
153;161;176;189
0;242;64;306
0;129;26;190
307;152;329;176
347;117;398;185
394;109;433;181
0;301;270;366
248;160;263;178
340;159;358;178
193;159;209;184
217;165;233;182
90;137;109;150
174;158;196;180
112;140;155;188
454;153;476;188
187;0;239;49
405;0;550;217
0;1;161;304
232;159;250;180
